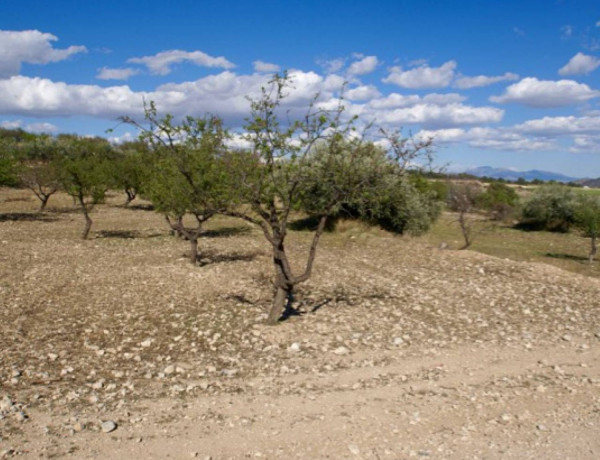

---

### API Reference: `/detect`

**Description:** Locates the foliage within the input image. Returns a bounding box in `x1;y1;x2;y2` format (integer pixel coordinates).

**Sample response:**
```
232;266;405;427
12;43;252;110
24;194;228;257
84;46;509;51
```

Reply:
477;181;520;221
56;135;114;238
0;138;21;187
521;184;576;232
122;104;234;262
111;141;151;205
574;193;600;262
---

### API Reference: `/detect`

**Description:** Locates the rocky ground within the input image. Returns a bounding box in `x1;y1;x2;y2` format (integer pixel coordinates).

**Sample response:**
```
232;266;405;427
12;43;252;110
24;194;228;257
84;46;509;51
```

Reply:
1;189;599;459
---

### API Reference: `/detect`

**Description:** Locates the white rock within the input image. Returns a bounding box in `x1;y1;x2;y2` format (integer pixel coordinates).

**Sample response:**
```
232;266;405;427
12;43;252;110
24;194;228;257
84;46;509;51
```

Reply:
288;343;301;352
140;339;152;348
333;346;350;355
164;365;176;375
101;420;117;433
348;444;360;455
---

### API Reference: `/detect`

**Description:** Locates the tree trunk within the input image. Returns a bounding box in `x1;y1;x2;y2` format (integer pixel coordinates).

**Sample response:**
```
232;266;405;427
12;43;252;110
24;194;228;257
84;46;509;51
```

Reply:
459;212;472;249
590;235;597;264
125;189;136;206
39;195;49;211
82;209;93;239
267;285;287;324
189;238;198;264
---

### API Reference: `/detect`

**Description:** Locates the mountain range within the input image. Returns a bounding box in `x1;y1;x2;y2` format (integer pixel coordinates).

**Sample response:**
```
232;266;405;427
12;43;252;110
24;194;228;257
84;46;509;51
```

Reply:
464;166;580;183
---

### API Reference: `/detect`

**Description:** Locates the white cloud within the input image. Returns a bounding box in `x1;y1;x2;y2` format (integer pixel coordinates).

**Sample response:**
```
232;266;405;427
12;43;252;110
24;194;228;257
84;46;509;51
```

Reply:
345;85;381;101
570;135;600;153
515;115;600;136
374;103;503;128
382;61;456;89
253;60;280;73
558;52;600;76
347;55;379;75
108;131;135;144
0;119;57;133
454;72;519;89
96;67;140;81
416;126;557;152
368;92;465;109
317;57;346;74
0;29;87;78
490;77;600;107
128;49;235;75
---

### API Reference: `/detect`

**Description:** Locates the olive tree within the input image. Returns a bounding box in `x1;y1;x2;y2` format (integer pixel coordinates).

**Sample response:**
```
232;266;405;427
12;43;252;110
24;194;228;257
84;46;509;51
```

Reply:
574;194;600;263
225;75;435;324
521;184;576;232
56;135;113;239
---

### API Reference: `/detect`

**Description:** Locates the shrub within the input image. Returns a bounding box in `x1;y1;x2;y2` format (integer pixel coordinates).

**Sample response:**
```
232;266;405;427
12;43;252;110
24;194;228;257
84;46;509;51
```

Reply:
521;184;576;232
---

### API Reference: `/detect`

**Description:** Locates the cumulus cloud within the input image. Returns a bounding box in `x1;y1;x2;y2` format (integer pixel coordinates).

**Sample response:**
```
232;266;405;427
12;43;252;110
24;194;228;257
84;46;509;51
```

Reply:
490;77;600;107
373;103;503;128
127;49;235;75
558;52;600;76
96;67;140;80
0;29;87;78
0;70;335;123
382;61;456;89
347;55;379;75
253;60;280;73
368;92;465;109
454;72;519;89
416;126;557;151
345;85;381;101
515;115;600;136
570;135;600;153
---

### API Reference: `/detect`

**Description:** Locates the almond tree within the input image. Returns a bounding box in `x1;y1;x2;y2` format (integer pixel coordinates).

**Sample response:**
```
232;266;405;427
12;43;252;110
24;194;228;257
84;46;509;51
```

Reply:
122;105;233;263
225;74;435;324
56;135;113;239
18;136;61;211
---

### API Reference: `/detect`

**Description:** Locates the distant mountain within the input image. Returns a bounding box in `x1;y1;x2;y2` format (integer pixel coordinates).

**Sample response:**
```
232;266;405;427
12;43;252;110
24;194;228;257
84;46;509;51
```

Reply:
465;166;580;183
577;177;600;188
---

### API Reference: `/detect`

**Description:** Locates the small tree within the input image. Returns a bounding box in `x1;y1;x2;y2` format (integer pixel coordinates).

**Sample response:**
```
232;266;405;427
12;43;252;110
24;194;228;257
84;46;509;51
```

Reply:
18;136;61;211
447;181;484;249
521;184;576;232
122;106;232;263
56;135;113;239
225;74;435;323
574;194;600;263
111;141;150;206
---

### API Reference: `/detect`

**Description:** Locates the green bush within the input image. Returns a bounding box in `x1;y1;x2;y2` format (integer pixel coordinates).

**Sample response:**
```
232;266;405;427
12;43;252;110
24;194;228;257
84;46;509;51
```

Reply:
520;184;576;232
478;181;520;221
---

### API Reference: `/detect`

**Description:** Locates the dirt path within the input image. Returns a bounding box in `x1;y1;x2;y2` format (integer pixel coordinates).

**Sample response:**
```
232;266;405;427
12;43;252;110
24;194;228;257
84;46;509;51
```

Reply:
4;341;598;459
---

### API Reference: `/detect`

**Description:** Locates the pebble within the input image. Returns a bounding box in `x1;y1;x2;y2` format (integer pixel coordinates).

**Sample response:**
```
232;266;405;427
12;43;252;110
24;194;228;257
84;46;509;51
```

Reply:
164;365;176;375
288;343;301;352
101;420;117;433
333;346;350;355
348;444;360;455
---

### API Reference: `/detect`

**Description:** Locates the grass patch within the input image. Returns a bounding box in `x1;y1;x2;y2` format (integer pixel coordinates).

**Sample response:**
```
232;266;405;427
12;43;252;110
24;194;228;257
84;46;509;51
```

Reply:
419;212;600;278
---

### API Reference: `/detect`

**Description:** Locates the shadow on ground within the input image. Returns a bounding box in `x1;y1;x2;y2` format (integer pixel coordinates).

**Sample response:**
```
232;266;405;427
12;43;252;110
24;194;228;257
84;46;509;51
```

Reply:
0;212;58;222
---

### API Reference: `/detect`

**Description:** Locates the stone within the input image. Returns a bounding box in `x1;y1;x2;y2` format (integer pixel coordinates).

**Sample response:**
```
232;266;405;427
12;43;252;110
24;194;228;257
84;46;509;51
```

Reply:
164;365;176;375
288;343;301;352
348;444;360;455
101;420;117;433
333;346;350;355
73;422;84;432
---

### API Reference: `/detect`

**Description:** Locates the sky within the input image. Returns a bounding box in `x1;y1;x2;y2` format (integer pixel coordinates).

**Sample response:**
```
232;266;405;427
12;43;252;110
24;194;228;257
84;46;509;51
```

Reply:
1;0;600;177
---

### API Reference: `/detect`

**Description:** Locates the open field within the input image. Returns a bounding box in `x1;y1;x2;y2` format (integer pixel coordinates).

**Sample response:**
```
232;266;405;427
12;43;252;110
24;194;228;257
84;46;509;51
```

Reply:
1;188;600;459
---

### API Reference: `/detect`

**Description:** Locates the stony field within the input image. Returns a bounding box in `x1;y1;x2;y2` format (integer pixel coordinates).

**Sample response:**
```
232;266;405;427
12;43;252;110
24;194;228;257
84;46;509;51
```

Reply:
1;188;599;459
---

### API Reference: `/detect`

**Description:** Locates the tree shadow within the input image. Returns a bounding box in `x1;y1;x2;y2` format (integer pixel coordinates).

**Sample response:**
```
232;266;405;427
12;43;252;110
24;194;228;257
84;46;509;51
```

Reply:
0;212;58;222
124;203;155;211
545;252;588;262
97;230;138;239
288;215;338;232
197;249;261;265
202;226;251;238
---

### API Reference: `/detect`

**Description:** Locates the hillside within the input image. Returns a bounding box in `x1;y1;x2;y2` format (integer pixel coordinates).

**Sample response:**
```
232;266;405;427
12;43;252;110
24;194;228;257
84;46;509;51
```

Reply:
1;189;600;459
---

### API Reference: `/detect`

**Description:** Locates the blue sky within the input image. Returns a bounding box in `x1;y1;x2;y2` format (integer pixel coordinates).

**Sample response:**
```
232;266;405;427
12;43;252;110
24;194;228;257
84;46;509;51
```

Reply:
1;0;600;177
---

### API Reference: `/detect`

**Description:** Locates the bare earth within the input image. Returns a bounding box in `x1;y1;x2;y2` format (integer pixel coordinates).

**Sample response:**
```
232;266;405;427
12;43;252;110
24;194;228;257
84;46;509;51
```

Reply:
1;189;599;459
